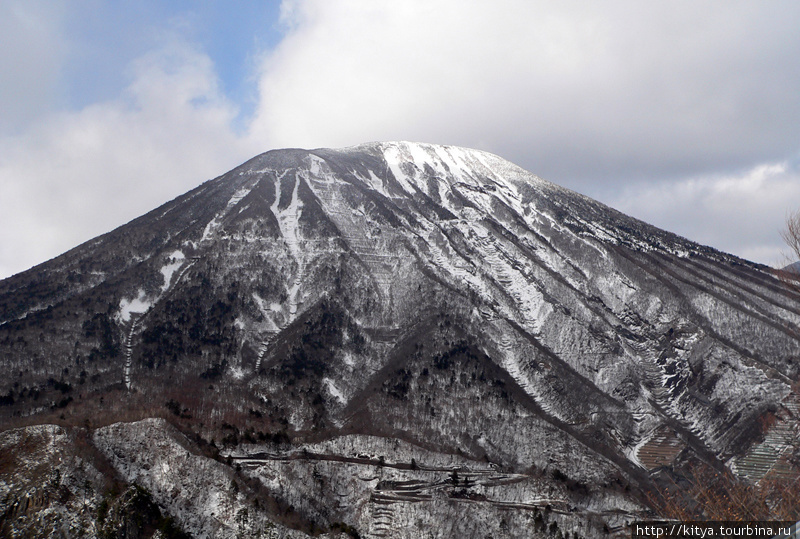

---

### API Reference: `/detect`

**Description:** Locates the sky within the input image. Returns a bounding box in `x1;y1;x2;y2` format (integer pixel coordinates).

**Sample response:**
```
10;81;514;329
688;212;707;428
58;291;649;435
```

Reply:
2;0;800;279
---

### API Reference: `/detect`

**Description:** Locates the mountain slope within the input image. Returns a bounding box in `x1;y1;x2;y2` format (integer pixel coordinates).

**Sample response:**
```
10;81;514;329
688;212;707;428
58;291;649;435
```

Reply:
1;142;799;537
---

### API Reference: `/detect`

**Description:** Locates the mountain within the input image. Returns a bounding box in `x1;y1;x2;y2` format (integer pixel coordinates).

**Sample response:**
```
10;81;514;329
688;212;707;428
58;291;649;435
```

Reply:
784;261;800;273
1;142;799;538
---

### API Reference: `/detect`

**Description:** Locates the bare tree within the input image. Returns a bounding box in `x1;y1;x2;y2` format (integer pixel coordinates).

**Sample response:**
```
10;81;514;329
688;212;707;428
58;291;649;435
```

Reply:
647;462;800;521
778;210;800;291
782;210;800;261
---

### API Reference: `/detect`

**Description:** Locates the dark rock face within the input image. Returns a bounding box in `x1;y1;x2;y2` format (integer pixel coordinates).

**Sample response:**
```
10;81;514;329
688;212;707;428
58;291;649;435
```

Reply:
1;142;798;537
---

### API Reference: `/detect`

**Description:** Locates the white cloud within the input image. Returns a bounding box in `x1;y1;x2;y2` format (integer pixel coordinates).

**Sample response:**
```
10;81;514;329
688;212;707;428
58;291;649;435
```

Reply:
607;161;800;266
0;41;258;279
249;0;800;188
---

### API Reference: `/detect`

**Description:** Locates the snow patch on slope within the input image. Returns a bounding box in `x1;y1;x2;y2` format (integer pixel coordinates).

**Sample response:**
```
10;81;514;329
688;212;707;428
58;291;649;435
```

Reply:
159;250;185;292
118;289;151;323
323;377;346;404
267;170;307;320
383;145;418;195
201;216;221;242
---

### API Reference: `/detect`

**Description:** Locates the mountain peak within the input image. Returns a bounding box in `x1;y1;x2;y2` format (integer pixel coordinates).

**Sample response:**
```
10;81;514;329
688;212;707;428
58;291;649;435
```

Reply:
1;142;799;537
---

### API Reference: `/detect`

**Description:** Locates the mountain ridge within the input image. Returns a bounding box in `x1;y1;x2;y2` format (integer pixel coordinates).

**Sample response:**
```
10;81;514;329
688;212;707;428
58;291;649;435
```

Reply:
1;141;798;537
